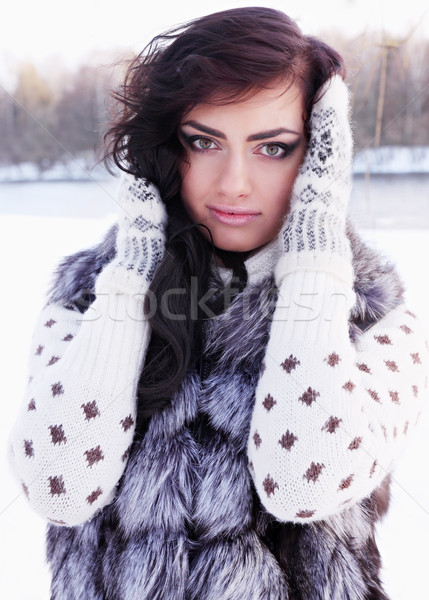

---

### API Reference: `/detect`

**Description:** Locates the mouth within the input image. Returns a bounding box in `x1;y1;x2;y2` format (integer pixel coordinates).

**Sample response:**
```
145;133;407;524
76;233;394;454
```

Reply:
208;204;260;215
208;206;260;226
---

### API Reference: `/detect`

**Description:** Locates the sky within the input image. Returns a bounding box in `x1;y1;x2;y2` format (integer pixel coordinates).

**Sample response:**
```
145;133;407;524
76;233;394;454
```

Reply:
1;0;429;74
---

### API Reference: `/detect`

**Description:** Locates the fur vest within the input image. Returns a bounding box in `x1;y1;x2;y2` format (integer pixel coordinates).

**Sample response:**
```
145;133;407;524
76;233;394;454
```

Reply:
45;221;404;599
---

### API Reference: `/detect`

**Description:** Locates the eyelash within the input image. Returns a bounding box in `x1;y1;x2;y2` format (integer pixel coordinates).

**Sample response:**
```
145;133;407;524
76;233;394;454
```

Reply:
182;134;295;160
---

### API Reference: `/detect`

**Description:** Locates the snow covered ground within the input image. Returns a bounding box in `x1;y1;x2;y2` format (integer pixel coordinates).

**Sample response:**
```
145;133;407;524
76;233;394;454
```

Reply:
1;195;429;598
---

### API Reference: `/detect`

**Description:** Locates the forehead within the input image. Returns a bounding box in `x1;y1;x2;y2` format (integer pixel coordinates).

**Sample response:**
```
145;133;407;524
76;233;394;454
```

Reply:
181;82;305;133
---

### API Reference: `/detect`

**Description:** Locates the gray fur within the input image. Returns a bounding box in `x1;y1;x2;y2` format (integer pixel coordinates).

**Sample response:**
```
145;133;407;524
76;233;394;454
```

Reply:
45;223;118;306
45;220;400;599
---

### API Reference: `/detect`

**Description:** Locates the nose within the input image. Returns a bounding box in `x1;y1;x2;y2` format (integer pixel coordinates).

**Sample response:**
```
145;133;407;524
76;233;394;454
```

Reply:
217;153;252;199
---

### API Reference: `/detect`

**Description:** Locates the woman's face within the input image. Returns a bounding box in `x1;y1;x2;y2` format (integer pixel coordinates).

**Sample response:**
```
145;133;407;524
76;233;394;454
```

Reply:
178;82;306;254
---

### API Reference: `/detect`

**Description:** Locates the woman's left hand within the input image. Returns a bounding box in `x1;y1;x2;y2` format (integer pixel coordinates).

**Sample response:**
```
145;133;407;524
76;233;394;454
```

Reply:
248;77;429;524
275;74;354;288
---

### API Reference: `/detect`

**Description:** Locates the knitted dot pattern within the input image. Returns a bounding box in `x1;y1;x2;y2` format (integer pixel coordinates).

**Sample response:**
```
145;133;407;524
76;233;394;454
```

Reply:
8;298;142;526
248;300;429;524
7;173;167;526
7;218;429;530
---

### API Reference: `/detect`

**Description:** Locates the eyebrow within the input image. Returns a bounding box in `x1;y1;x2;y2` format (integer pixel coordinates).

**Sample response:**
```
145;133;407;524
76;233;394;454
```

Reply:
180;120;300;141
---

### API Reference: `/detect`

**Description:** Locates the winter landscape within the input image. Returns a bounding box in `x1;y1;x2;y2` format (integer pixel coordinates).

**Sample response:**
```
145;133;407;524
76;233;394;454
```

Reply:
2;0;429;595
0;169;428;599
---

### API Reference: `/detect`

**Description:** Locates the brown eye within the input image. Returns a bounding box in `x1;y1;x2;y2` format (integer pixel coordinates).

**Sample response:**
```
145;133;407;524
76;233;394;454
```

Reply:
264;144;281;156
258;142;291;159
196;138;213;150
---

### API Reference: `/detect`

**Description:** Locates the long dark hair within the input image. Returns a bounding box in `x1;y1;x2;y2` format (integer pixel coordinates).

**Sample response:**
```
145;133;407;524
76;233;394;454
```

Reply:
103;7;345;416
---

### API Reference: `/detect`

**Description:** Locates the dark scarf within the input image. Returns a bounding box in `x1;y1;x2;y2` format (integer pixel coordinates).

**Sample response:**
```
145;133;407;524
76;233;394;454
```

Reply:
45;221;403;599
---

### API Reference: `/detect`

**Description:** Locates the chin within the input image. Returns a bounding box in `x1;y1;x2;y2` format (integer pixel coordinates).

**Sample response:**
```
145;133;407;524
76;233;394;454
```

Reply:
214;239;257;253
200;225;271;254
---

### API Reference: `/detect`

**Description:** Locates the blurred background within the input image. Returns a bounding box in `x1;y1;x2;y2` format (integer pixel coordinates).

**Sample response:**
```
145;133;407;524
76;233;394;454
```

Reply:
1;1;428;598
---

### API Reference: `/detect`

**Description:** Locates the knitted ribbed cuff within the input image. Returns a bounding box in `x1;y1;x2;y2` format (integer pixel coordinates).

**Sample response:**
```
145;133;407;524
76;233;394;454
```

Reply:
274;251;354;289
63;292;150;385
270;269;357;345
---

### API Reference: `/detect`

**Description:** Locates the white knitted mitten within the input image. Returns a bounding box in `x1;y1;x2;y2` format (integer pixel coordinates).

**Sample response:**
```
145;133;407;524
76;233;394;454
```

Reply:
275;74;354;288
7;173;168;526
96;172;168;296
247;75;429;525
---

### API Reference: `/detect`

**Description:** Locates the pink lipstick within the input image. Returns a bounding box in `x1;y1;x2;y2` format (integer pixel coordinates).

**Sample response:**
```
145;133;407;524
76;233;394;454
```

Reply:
208;206;260;226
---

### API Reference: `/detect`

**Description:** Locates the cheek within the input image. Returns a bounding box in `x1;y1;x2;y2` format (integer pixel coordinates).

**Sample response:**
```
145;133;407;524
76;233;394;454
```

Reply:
181;159;203;197
263;158;304;226
179;161;194;204
277;149;306;203
268;169;298;209
180;168;205;222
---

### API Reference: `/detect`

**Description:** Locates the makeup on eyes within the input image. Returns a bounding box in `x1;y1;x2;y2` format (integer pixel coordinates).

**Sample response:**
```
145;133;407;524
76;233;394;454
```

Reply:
179;130;302;159
256;138;301;159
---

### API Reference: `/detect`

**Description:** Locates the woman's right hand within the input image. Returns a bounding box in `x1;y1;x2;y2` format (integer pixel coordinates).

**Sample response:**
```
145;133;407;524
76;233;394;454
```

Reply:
97;172;168;295
7;175;167;526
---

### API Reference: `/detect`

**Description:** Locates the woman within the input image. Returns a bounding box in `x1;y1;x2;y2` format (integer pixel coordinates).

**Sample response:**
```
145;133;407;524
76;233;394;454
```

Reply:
8;7;428;599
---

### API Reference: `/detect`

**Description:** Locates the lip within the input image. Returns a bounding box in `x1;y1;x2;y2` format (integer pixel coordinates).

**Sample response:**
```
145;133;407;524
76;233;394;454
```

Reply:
208;204;260;226
208;207;259;226
208;204;260;215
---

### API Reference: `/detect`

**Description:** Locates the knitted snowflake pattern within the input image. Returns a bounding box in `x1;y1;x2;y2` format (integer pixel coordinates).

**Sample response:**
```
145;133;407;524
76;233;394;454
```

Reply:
281;76;353;263
114;175;167;284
